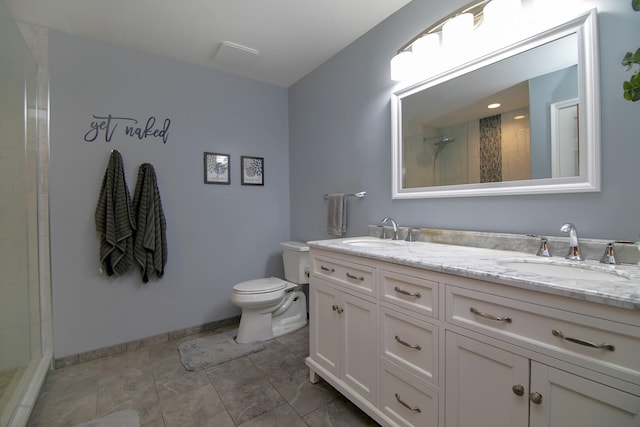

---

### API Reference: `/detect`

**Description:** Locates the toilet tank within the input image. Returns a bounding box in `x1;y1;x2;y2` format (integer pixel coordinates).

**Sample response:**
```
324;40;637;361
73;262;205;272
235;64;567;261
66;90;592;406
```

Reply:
280;241;309;284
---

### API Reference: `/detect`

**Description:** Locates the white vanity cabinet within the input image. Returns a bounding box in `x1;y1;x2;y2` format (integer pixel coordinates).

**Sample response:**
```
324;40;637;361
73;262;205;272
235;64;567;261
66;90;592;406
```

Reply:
308;252;378;405
307;249;441;427
445;331;640;427
306;246;640;427
444;280;640;427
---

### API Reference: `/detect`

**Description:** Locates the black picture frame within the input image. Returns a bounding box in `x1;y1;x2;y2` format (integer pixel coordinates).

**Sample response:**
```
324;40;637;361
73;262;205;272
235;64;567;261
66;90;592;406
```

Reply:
241;156;264;186
204;152;230;184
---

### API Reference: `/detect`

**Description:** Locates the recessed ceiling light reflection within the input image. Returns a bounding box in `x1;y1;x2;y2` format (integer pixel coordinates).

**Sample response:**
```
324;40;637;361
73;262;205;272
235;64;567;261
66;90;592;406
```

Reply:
514;115;526;120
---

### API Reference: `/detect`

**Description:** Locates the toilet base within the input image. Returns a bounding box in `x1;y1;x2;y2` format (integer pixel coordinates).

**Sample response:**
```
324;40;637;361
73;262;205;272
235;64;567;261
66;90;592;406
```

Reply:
272;290;307;338
236;311;274;344
236;290;307;344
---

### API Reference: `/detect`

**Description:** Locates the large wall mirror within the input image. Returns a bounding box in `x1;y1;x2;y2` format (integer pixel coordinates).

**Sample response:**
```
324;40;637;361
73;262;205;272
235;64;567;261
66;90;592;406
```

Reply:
391;9;600;198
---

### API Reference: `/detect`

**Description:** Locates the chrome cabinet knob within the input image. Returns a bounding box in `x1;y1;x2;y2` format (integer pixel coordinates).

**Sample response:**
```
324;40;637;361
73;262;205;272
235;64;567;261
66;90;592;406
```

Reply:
512;384;525;396
529;392;543;405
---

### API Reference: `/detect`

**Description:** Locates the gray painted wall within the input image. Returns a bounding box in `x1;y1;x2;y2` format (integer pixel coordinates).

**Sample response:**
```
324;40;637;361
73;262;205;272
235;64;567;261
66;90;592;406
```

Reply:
49;31;289;357
289;0;640;243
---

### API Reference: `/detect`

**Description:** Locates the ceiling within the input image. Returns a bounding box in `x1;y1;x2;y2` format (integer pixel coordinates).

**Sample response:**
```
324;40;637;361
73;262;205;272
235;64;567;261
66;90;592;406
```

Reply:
5;0;411;87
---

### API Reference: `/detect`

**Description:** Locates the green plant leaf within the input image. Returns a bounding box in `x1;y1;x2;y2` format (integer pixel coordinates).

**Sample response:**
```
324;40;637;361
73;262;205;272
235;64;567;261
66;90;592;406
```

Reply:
623;79;640;102
623;52;635;70
621;0;640;101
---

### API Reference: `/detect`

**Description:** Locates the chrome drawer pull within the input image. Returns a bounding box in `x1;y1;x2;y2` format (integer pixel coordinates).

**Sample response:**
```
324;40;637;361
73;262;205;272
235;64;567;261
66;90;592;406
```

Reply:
469;307;512;323
320;265;335;273
394;286;421;298
395;335;421;350
346;272;364;281
395;393;421;413
552;329;615;351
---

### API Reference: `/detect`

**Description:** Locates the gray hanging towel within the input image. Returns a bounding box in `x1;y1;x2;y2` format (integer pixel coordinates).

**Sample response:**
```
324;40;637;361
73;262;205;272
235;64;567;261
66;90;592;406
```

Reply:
132;163;167;283
95;150;135;276
326;193;346;236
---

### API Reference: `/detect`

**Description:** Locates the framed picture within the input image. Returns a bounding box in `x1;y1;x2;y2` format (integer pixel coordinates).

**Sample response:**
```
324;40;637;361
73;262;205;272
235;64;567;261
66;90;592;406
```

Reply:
204;152;230;184
241;156;264;186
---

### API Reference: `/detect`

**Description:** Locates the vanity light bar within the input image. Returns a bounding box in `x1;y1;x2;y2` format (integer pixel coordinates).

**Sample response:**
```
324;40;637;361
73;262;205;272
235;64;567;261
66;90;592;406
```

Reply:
390;0;522;82
395;0;491;54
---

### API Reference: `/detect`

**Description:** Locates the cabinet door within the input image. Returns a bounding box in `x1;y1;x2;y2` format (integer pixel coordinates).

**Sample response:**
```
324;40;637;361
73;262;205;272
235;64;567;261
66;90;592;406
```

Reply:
445;332;529;427
529;361;640;426
343;291;378;404
309;282;341;376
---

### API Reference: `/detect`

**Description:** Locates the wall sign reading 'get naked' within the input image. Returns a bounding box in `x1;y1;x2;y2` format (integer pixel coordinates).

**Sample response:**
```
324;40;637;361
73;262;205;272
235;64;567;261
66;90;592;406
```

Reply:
84;114;171;144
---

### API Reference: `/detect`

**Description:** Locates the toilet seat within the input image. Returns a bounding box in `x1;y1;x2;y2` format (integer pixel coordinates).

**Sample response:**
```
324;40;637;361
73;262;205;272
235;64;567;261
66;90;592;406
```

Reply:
233;277;288;294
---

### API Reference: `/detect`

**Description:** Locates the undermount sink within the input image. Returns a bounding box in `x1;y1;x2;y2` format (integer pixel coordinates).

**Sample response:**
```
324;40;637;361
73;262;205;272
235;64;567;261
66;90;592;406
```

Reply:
342;238;404;248
498;259;631;281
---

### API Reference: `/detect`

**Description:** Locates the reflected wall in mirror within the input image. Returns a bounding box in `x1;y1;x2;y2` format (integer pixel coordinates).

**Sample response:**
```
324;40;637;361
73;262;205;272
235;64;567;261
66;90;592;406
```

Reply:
391;9;599;198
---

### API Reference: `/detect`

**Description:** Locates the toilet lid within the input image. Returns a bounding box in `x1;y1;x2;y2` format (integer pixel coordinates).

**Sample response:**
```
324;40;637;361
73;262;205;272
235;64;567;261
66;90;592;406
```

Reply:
233;277;288;294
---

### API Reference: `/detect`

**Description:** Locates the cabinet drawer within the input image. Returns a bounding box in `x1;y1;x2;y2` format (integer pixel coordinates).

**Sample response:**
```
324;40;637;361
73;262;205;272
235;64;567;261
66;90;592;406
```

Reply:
311;254;376;296
380;361;438;427
446;285;640;382
380;307;438;386
380;269;437;318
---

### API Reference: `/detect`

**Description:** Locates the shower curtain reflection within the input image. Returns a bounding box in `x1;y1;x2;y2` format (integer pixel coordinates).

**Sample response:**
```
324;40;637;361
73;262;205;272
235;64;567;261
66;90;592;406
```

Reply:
402;106;532;189
403;124;469;188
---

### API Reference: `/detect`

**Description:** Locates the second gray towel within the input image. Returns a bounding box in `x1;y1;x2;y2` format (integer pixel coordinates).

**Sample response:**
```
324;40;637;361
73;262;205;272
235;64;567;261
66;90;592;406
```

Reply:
132;163;167;283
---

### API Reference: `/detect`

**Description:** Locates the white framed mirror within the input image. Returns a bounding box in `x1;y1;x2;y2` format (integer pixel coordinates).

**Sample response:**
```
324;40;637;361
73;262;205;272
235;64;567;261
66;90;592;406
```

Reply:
391;9;600;199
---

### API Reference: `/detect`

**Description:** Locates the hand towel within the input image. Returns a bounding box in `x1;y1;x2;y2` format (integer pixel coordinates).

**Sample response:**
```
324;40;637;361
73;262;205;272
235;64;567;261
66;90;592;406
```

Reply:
132;163;167;283
326;193;346;236
95;150;135;276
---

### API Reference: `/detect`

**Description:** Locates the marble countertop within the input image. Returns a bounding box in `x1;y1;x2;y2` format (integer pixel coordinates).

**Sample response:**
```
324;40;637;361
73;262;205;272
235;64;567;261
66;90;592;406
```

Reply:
308;237;640;312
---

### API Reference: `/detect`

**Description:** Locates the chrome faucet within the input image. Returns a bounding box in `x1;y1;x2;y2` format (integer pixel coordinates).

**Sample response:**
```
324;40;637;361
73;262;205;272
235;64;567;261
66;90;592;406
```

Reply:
527;234;552;257
380;217;399;240
405;227;415;242
600;242;616;265
560;223;583;261
600;240;634;265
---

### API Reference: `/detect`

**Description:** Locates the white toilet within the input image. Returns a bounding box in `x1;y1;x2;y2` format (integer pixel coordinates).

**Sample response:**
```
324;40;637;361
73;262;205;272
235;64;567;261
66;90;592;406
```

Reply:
231;241;309;344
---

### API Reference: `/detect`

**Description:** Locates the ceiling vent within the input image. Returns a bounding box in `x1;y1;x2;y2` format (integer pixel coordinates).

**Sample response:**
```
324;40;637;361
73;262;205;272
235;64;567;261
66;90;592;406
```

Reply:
213;41;259;67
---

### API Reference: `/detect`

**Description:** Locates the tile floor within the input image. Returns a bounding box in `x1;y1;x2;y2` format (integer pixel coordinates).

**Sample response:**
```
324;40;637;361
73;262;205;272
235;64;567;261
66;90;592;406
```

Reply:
28;325;380;426
1;367;20;415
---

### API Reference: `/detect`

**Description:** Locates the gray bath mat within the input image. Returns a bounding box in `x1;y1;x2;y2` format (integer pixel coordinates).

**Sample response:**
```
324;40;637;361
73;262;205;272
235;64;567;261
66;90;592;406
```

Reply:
178;330;266;371
73;409;140;427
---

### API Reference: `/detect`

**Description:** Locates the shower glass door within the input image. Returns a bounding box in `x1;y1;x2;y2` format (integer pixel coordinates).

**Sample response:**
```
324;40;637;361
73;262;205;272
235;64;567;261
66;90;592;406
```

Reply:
0;2;43;424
